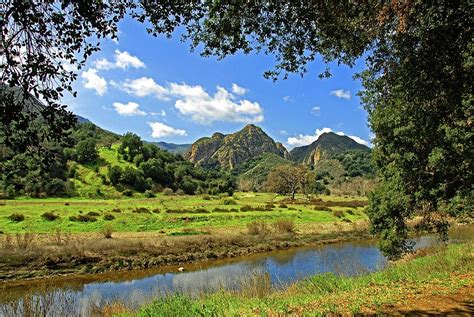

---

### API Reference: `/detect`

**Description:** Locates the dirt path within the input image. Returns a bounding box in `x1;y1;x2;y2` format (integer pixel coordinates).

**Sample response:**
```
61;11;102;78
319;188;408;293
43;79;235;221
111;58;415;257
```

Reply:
383;284;474;316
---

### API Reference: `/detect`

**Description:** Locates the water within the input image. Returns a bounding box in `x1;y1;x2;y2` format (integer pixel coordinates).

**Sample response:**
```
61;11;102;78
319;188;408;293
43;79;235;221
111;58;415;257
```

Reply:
0;225;472;316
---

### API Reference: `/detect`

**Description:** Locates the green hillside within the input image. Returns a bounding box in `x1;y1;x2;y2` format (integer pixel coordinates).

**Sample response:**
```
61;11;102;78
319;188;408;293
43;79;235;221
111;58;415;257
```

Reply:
235;153;294;191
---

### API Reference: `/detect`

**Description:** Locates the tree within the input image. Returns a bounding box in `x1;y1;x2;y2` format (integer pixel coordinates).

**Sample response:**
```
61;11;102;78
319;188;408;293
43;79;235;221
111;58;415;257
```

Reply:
118;133;143;162
108;166;123;186
75;138;98;164
266;165;301;200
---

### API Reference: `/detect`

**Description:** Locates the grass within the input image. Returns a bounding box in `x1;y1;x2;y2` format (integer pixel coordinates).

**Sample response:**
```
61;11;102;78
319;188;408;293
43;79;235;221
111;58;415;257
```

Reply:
123;242;473;316
0;193;368;234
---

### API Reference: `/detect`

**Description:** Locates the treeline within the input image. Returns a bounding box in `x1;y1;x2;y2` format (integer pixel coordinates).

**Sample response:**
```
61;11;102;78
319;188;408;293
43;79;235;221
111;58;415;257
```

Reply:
1;120;235;198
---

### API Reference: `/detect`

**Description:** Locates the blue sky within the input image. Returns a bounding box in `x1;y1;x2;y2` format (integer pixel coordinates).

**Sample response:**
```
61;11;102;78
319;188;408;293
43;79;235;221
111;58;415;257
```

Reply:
68;17;372;149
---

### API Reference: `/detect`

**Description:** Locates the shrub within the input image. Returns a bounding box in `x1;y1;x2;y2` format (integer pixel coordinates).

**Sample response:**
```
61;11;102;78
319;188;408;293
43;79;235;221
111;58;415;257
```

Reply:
218;193;229;198
122;189;133;197
332;210;344;218
240;205;253;212
41;212;60;221
347;210;355;215
202;194;211;200
152;208;161;214
144;190;155;198
247;220;269;235
163;188;174;196
69;214;97;222
273;219;295;233
175;189;185;196
223;198;237;205
104;214;115;221
111;208;122;213
102;225;113;239
87;211;100;217
213;207;228;213
133;207;151;214
8;213;25;222
279;203;288;208
314;205;332;212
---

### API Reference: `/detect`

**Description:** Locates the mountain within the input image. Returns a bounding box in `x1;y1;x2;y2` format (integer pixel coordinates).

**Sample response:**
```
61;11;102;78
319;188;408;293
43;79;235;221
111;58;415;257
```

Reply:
185;124;290;170
152;142;191;155
290;132;370;166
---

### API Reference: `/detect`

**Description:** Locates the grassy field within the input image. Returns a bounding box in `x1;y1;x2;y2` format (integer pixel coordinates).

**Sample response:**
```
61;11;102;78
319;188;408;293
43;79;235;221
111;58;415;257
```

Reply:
0;193;369;280
0;193;368;234
120;242;473;316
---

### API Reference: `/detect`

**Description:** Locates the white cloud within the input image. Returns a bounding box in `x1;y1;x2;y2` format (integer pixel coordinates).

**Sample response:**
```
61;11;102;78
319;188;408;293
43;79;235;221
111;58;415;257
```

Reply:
171;84;264;124
311;106;321;116
93;50;145;70
117;77;264;124
283;95;294;102
120;77;169;100
231;83;248;95
280;130;288;136
330;89;351;100
287;127;369;148
149;121;187;138
113;102;146;116
81;68;107;95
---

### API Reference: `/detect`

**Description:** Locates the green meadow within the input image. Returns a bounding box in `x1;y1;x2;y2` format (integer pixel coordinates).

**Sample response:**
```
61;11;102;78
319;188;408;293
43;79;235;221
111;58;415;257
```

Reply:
0;193;368;234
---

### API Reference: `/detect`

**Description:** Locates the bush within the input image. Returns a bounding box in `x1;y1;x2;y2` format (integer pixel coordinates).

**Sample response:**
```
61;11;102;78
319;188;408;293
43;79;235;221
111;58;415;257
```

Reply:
133;207;150;214
144;190;156;198
163;188;174;196
104;214;115;221
265;203;275;209
87;211;100;217
8;213;25;222
240;205;253;212
314;205;332;212
122;189;133;197
332;210;345;218
223;198;237;205
273;219;295;233
45;178;67;196
69;214;97;222
175;189;185;196
202;194;211;200
111;208;122;213
102;224;113;239
41;212;60;221
279;203;288;208
247;220;269;235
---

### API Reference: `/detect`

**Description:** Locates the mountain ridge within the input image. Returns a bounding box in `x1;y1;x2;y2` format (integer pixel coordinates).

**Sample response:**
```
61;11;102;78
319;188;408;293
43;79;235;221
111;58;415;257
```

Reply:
290;132;370;166
185;124;290;170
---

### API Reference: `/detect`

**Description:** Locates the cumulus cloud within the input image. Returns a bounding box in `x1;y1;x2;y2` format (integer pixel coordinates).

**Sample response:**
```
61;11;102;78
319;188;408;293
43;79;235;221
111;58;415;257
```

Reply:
113;102;146;116
311;106;321;116
116;77;264;124
171;83;263;124
283;95;294;102
81;68;107;95
287;127;369;148
330;89;351;100
93;50;145;70
231;83;248;95
149;121;187;138
120;77;169;100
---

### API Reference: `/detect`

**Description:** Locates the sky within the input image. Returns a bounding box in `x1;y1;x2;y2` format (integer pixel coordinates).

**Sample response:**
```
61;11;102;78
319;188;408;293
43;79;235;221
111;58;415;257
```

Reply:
67;17;372;149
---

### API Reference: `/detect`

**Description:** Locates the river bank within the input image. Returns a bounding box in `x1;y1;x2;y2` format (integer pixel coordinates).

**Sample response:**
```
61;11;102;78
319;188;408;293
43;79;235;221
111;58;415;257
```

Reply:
117;242;474;316
0;220;370;281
